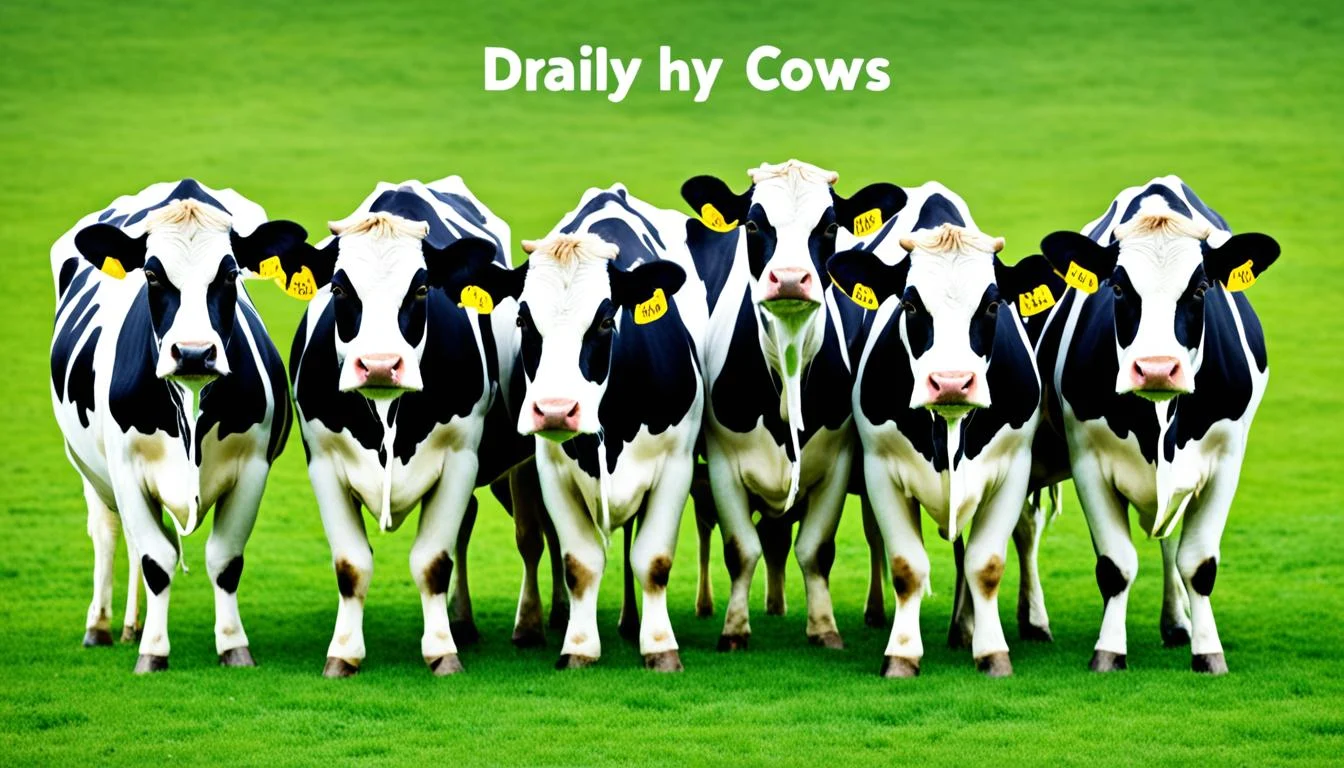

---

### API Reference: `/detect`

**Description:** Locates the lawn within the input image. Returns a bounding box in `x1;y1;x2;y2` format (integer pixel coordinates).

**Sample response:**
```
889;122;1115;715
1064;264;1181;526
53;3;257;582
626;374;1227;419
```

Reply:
2;0;1342;765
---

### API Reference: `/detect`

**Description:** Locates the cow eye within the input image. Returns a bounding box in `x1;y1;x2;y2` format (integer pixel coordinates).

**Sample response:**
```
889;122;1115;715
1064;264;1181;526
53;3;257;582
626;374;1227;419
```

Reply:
824;222;838;238
414;284;429;300
515;315;524;328
744;220;760;235
599;315;616;332
1112;284;1124;298
986;301;1000;317
902;301;916;316
143;268;161;287
330;284;345;298
1193;281;1209;300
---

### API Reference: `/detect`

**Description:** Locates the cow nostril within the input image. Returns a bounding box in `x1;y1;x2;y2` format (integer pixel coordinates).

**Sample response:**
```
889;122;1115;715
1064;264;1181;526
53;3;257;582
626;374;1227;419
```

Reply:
171;344;182;361
566;402;579;418
799;272;812;287
357;358;370;373
205;346;217;364
768;271;781;284
532;402;545;418
960;375;974;392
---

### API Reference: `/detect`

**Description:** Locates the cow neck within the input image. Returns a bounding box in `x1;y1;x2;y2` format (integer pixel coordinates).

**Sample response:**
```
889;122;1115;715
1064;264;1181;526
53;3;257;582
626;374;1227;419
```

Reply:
375;398;397;532
1152;398;1194;537
758;303;824;509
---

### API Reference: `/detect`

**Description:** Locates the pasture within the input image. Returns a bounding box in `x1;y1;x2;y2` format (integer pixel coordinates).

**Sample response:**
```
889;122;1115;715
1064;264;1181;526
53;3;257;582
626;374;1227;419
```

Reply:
2;0;1342;764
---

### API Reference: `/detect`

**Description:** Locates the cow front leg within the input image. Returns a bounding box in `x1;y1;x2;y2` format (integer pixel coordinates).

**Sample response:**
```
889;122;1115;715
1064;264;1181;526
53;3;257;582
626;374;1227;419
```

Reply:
411;452;479;676
448;495;479;646
121;531;142;643
207;458;267;667
1159;537;1191;647
691;464;717;618
861;495;887;628
1074;461;1136;672
631;455;692;671
116;486;178;674
962;461;1031;678
507;464;547;647
1177;464;1239;675
311;460;371;678
1012;495;1054;642
543;514;569;630
545;481;606;669
82;481;118;647
795;449;850;649
758;514;792;616
708;448;761;651
948;535;974;649
865;460;927;678
618;519;640;641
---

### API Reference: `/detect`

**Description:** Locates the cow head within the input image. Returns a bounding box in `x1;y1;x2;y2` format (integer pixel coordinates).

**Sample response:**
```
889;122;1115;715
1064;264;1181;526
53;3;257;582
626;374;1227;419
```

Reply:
830;224;1059;418
1042;197;1279;400
487;233;685;441
74;200;308;385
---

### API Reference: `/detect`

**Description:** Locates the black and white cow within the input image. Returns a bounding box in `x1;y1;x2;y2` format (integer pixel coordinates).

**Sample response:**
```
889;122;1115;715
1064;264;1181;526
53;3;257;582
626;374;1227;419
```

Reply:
284;178;545;676
679;160;906;650
479;185;706;671
1034;176;1277;674
50;180;304;672
828;185;1061;677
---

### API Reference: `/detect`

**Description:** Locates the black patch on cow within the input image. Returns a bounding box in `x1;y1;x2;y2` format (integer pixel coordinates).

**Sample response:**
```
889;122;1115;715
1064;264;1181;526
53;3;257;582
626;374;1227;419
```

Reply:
1191;557;1218;596
685;218;738;313
902;288;934;359
559;189;666;251
329;270;362;343
292;302;383;453
1095;555;1127;601
1163;287;1256;461
1172;266;1209;350
816;539;836;581
56;265;94;318
424;551;453;595
57;257;79;296
398;268;429;348
1110;266;1142;348
1180;182;1229;231
216;556;244;593
124;179;229;226
968;285;999;358
805;207;839;279
588;218;658;267
1118;184;1191;229
858;304;944;467
68;327;100;428
1232;291;1268;373
368;189;458;250
742;204;777;278
1034;290;1076;437
517;303;542;381
335;559;358;598
1086;200;1118;241
194;303;268;463
912;194;966;233
577;300;618;384
426;188;506;259
961;303;1041;462
51;282;100;399
142;555;171;596
110;289;184;439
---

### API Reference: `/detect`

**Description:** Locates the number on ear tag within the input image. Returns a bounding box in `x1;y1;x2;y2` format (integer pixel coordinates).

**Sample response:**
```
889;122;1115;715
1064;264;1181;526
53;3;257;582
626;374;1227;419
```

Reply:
700;204;738;233
1225;260;1256;291
255;255;287;289
459;285;494;314
285;266;318;300
852;208;883;238
101;257;127;279
1018;284;1056;317
1064;262;1099;293
849;282;879;310
634;288;668;325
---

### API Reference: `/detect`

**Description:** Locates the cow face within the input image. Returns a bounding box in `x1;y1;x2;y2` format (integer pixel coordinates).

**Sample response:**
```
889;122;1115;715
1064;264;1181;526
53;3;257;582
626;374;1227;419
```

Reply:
74;200;308;385
682;160;906;325
830;225;1059;418
494;234;684;441
303;212;497;400
1042;200;1279;400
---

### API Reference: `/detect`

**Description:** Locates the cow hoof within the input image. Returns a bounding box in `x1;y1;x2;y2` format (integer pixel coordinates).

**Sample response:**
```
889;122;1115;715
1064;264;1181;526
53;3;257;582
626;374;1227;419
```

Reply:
121;625;142;644
716;633;749;652
1089;650;1127;672
808;631;845;650
427;654;464;676
879;655;920;678
133;654;169;674
83;628;114;647
548;606;570;631
555;653;598;670
1162;624;1192;648
864;609;887;629
1019;623;1054;643
450;620;480;647
322;657;360;678
1192;653;1228;675
218;647;256;667
511;628;546;649
643;650;683;672
976;652;1014;678
617;617;640;643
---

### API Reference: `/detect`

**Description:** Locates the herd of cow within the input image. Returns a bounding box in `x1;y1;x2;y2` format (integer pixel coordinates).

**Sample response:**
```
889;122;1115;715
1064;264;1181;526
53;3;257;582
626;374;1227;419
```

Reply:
48;162;1278;678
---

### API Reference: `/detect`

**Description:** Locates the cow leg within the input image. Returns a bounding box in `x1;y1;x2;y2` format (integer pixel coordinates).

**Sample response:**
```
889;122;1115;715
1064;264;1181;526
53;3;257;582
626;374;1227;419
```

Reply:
691;471;717;618
1177;464;1239;675
1012;496;1054;642
618;519;640;641
116;485;179;673
121;530;142;643
1075;462;1136;672
865;458;927;678
410;452;479;676
861;495;887;628
795;450;851;649
207;459;266;667
708;447;761;651
311;460;372;677
82;481;118;647
631;455;692;671
1159;537;1191;647
948;535;974;649
508;465;547;648
543;514;569;630
962;461;1030;678
447;496;479;647
758;515;791;616
547;481;606;668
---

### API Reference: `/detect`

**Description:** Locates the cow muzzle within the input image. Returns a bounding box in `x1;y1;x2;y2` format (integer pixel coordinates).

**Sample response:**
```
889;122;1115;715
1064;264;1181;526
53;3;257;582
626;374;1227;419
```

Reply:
530;398;581;440
922;371;985;416
353;353;408;391
1129;356;1191;398
168;342;223;381
761;267;821;315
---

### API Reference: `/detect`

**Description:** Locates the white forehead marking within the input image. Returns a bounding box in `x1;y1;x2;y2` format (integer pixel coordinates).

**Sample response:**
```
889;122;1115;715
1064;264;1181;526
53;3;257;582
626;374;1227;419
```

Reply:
1114;196;1209;296
746;159;838;228
904;225;998;308
329;211;430;289
522;234;618;330
143;199;234;286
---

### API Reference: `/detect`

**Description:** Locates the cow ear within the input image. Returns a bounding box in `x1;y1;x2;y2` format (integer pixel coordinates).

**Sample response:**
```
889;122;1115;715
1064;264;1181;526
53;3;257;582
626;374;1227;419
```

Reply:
460;261;527;315
424;236;500;296
681;175;751;233
1203;233;1279;292
996;254;1066;318
832;183;908;238
609;260;686;322
827;248;909;310
1040;231;1118;294
685;216;740;261
232;221;330;299
74;224;147;278
232;221;309;273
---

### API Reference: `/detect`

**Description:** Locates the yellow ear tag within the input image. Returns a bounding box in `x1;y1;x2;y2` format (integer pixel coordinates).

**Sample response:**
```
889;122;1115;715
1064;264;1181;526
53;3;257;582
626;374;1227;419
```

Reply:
700;204;738;233
1225;259;1256;292
634;288;668;325
1018;284;1057;317
101;257;126;279
256;255;287;289
285;266;318;301
459;285;494;314
1064;261;1099;293
852;208;883;238
849;282;879;310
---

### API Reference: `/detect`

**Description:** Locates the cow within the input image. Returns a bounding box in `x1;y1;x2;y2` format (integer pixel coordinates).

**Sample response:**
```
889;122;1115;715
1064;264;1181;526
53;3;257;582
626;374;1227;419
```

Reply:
828;185;1063;677
478;184;706;671
678;159;908;650
281;177;549;677
50;179;305;673
1034;176;1278;674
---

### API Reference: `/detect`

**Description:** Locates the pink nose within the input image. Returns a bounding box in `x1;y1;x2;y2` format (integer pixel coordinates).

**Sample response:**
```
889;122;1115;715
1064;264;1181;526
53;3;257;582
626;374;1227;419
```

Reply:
354;354;405;387
763;267;814;302
926;371;978;405
1131;356;1187;391
532;398;581;434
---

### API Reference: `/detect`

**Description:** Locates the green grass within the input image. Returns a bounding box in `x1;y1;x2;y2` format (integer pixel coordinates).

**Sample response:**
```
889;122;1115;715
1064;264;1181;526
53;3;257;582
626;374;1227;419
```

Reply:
3;0;1343;764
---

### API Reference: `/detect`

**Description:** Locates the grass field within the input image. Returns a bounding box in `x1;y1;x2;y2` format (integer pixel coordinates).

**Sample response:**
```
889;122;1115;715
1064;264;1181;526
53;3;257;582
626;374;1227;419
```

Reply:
3;0;1343;764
